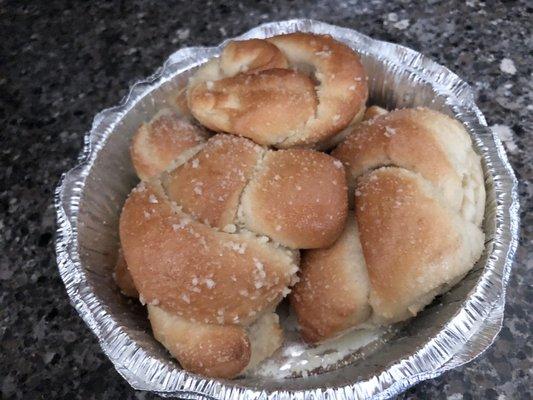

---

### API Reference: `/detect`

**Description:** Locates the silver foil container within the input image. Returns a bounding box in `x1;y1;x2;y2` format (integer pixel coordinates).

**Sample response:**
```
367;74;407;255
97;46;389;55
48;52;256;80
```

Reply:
54;19;519;399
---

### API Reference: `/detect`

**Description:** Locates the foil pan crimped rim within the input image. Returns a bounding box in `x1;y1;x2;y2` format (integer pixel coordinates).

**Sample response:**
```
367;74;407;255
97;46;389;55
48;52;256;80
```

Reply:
54;19;520;399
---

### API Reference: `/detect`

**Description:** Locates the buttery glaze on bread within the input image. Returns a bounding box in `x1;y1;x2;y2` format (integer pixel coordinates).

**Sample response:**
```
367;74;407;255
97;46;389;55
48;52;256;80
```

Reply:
187;32;368;149
119;114;348;376
292;108;485;341
120;180;299;325
162;134;348;249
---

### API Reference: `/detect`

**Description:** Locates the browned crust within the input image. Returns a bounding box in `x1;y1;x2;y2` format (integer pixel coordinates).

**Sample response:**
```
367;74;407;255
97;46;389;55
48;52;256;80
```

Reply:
356;167;484;323
163;134;264;228
130;110;208;180
240;149;348;249
187;32;367;148
148;305;251;378
188;69;318;146
291;214;370;342
332;108;459;195
267;33;368;148
332;108;485;225
119;181;298;326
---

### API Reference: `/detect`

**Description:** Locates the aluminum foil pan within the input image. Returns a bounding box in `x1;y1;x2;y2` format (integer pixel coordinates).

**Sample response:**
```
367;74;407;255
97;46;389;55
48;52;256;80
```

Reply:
54;19;519;399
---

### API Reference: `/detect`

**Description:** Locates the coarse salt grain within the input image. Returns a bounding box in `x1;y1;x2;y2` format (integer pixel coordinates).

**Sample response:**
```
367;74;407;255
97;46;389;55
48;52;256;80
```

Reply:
222;224;236;233
191;159;200;168
258;236;269;244
148;194;158;204
384;126;397;137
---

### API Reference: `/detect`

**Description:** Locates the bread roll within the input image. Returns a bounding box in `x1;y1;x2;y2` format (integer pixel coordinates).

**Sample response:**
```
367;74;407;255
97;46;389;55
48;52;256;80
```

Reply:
187;32;367;149
120;116;351;373
357;167;484;323
293;108;485;342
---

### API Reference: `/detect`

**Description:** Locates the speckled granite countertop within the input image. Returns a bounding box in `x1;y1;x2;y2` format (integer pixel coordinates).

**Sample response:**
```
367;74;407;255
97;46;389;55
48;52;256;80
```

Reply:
1;1;531;399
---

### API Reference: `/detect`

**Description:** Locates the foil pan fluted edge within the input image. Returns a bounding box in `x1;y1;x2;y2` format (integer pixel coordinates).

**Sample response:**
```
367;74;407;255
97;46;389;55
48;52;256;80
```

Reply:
54;19;520;399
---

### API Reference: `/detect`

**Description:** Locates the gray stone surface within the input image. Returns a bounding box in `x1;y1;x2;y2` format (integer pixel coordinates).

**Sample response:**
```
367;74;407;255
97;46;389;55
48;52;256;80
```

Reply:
0;1;531;399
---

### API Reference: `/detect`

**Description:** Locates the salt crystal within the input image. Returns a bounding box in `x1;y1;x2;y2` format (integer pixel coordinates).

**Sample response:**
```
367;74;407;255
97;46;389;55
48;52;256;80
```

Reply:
204;278;215;289
180;293;190;303
275;225;282;231
148;194;158;204
333;160;343;169
384;126;397;137
222;224;236;233
258;236;269;244
191;158;200;168
172;217;190;231
223;241;246;254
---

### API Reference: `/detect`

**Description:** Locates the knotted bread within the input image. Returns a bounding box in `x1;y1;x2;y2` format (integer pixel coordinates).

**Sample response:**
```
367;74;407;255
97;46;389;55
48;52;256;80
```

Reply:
117;110;348;377
187;32;368;149
292;108;485;342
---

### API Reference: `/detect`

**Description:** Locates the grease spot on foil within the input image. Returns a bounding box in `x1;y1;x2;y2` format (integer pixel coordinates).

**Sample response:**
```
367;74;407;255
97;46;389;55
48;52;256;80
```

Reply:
245;307;389;379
